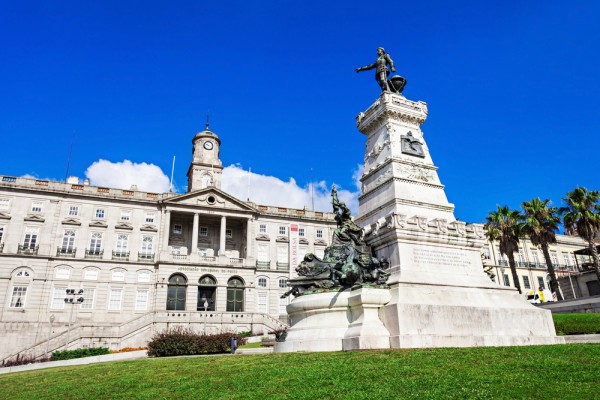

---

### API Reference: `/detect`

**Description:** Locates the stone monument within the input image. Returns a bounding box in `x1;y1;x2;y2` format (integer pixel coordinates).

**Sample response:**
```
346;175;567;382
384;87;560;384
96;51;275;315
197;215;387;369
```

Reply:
276;48;562;352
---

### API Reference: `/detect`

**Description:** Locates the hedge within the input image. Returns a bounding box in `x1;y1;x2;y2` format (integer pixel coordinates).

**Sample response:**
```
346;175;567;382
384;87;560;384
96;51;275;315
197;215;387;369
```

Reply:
147;327;247;357
51;347;110;361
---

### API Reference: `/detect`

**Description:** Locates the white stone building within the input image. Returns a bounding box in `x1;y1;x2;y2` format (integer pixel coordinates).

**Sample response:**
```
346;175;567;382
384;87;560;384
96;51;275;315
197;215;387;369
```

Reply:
0;125;335;360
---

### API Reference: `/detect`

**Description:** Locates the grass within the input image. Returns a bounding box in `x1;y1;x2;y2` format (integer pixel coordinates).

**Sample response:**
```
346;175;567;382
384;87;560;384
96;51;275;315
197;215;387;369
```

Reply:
1;344;599;399
552;313;600;335
237;341;263;349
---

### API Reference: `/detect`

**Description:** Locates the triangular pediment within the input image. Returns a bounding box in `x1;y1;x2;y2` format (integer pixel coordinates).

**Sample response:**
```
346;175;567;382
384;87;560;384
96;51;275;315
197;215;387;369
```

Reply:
62;217;82;226
115;222;133;230
24;214;45;223
89;220;108;228
0;211;11;220
140;224;158;232
164;187;258;213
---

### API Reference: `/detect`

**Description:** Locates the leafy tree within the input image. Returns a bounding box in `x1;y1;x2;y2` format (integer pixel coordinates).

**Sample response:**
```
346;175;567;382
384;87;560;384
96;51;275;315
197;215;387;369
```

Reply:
560;187;600;283
485;205;523;294
521;198;562;300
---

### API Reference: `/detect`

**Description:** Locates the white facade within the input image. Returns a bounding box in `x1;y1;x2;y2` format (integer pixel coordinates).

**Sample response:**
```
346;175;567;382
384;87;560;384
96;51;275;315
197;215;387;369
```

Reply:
0;126;335;360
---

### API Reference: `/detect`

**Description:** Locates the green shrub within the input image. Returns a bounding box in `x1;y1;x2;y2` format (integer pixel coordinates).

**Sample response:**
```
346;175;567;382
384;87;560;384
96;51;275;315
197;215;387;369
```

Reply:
51;347;110;361
147;326;247;357
553;313;600;335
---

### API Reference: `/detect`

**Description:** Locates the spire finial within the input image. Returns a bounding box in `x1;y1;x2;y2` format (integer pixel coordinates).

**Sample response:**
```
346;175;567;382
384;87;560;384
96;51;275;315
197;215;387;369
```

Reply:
205;111;210;130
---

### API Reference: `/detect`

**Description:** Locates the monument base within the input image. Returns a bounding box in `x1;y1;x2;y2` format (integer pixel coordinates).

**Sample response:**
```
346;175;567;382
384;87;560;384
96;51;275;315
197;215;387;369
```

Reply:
274;288;392;353
381;283;564;348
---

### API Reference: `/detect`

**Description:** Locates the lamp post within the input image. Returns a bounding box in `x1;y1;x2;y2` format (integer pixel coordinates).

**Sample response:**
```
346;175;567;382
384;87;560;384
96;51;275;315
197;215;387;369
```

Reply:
45;314;55;357
64;289;84;349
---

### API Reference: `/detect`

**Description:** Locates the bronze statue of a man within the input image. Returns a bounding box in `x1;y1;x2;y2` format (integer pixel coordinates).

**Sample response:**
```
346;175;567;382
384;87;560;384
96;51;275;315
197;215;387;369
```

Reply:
356;47;396;92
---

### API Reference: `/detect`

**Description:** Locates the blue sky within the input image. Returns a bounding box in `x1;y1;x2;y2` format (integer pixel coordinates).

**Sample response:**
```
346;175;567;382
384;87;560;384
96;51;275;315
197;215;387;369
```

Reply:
1;1;599;224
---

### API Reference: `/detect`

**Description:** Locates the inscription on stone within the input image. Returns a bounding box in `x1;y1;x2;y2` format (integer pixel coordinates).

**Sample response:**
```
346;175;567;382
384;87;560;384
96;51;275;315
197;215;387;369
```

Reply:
412;248;470;272
178;267;237;274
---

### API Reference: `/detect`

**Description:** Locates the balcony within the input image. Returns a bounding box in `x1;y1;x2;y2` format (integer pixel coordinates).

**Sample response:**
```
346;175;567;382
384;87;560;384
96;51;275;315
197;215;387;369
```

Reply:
112;251;130;261
498;260;508;266
171;253;188;260
276;262;290;270
56;247;76;257
229;258;244;266
138;252;155;262
256;261;271;269
18;244;39;255
85;249;104;259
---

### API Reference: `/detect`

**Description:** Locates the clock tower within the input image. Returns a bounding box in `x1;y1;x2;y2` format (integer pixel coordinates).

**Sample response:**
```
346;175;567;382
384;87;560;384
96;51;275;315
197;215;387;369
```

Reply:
186;123;223;192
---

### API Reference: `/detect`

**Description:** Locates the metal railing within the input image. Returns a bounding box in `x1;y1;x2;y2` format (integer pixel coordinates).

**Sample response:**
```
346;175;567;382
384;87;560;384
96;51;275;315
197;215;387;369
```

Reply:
112;251;130;260
85;249;103;259
138;252;155;262
256;261;271;269
18;244;39;255
276;262;290;270
56;247;76;257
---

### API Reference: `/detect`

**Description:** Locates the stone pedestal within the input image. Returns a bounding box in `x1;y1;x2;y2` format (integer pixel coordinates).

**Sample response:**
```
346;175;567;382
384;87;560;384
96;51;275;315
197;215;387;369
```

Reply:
342;288;391;351
355;92;563;347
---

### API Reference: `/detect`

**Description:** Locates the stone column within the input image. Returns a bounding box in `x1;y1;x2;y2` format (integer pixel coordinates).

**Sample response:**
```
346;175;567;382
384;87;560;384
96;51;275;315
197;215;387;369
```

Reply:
162;210;171;253
219;215;227;256
191;213;199;256
245;218;252;258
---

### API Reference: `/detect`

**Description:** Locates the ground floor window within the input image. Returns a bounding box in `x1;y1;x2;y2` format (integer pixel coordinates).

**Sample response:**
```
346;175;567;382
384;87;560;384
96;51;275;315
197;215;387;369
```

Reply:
166;274;187;311
198;275;216;311
226;277;244;312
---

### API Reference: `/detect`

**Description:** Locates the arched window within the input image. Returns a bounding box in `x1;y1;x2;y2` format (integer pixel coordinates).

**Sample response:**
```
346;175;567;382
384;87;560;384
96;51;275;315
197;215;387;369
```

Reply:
226;277;244;312
257;277;268;288
166;274;187;311
198;275;216;311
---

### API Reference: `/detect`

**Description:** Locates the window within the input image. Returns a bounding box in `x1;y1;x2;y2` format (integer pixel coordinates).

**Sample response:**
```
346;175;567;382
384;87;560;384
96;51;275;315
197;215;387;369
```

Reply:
226;277;244;312
551;251;559;265
503;274;510;287
173;224;182;234
23;228;38;248
145;213;155;223
89;232;102;253
278;278;287;289
0;198;10;210
198;275;216;311
138;270;151;283
315;247;325;259
257;292;268;313
68;206;79;216
279;226;287;236
279;297;288;314
563;253;571;267
259;224;266;233
258;277;267;287
55;267;71;279
523;275;531;290
108;289;123;310
61;230;76;252
316;229;323;239
531;250;540;265
95;208;105;219
9;286;27;308
84;269;98;280
80;288;95;310
140;236;154;256
115;234;128;253
31;201;43;213
51;288;66;309
517;249;525;263
298;228;305;237
537;276;546;290
298;246;308;263
135;290;149;311
0;226;4;243
166;274;187;311
112;270;125;281
277;246;288;264
199;226;208;237
171;246;181;255
120;211;131;222
226;229;232;238
16;270;30;277
257;244;269;262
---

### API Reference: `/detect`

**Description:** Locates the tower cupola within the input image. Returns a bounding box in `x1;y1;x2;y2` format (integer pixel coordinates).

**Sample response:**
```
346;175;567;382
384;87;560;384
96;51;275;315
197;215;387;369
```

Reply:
186;123;224;192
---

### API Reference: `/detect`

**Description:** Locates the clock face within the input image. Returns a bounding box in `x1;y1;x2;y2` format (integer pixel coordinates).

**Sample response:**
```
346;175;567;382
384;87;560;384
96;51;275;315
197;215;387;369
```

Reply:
203;141;214;150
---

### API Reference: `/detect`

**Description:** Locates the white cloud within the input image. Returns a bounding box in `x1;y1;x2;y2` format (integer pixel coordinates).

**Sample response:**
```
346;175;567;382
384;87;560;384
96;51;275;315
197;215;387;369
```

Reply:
221;164;363;214
85;159;171;193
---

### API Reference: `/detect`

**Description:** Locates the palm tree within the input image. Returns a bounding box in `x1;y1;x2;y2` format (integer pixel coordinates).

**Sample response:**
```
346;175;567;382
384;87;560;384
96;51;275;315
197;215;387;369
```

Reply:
560;187;600;283
521;198;562;300
485;205;523;294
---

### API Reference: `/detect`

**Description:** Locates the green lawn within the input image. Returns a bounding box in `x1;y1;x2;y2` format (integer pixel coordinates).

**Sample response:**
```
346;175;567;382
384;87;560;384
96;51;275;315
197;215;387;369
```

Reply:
553;313;600;335
1;344;599;399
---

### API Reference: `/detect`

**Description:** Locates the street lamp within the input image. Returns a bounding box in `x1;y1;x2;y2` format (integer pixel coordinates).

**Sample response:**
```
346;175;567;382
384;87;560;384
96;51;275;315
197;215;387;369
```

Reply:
64;289;84;349
45;314;55;357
